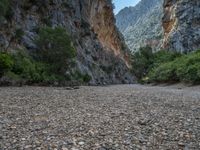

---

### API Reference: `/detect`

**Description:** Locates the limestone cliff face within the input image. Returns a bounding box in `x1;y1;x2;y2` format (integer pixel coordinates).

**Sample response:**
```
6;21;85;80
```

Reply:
163;0;200;53
0;0;134;84
89;1;124;56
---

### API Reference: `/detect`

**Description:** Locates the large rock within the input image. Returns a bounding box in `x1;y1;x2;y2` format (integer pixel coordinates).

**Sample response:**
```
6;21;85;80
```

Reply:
162;0;200;53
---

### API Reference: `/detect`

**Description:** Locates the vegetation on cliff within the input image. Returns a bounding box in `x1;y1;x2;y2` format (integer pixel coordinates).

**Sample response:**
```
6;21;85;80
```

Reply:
0;0;10;20
0;27;92;86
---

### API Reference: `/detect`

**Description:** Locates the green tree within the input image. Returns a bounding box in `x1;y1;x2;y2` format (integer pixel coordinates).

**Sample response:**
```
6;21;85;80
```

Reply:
131;46;153;80
0;52;14;77
35;26;76;75
0;0;10;21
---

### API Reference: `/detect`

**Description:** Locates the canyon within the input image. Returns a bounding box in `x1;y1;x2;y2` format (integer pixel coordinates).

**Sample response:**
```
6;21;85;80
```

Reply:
1;1;200;149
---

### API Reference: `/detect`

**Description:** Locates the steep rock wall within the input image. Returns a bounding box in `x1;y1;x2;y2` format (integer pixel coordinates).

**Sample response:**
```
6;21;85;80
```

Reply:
162;0;200;52
0;0;134;84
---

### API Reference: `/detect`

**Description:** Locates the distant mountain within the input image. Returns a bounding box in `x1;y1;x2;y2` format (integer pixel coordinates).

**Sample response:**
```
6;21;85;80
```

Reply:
116;0;164;52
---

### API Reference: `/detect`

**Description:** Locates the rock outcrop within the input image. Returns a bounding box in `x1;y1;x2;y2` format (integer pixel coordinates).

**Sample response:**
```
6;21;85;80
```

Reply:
162;0;200;53
116;0;164;52
0;0;134;85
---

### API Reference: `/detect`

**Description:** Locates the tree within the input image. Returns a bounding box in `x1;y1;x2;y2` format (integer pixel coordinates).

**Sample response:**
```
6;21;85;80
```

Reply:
35;26;76;75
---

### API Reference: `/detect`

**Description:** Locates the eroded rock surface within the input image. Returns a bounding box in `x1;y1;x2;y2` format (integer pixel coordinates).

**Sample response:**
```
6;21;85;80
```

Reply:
163;0;200;52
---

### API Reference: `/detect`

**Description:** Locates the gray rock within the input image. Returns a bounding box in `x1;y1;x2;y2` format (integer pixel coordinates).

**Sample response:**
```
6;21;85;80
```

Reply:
163;0;200;53
116;0;164;52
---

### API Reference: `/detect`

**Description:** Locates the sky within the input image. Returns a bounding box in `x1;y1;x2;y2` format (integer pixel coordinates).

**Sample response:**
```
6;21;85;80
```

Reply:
113;0;141;14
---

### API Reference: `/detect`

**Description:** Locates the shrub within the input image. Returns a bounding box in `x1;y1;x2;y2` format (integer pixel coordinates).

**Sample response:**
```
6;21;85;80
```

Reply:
0;0;10;20
0;52;14;77
0;47;90;85
70;71;92;83
131;46;182;82
152;50;181;67
147;50;200;84
15;28;25;42
175;53;200;83
82;73;92;83
35;26;76;75
11;50;66;84
11;50;44;82
148;62;178;83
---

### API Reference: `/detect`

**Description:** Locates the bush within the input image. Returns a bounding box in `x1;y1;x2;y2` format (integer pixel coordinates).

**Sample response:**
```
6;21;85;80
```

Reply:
11;50;45;83
0;0;9;18
175;52;200;83
147;50;200;84
82;73;92;83
152;50;181;67
148;62;178;83
70;71;92;83
10;50;67;84
35;26;76;75
0;48;91;85
131;46;182;82
0;52;14;77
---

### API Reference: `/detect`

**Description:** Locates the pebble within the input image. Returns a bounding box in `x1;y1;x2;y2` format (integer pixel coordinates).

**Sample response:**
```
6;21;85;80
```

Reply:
78;141;85;145
1;85;200;149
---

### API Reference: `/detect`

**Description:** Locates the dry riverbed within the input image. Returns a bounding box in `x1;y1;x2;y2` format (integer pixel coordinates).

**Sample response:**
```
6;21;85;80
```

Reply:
0;85;200;150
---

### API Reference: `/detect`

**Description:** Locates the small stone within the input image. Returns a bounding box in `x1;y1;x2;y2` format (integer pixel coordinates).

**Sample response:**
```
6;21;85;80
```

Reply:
178;142;185;147
138;120;147;125
62;148;68;150
78;141;85;145
25;145;32;149
10;125;17;129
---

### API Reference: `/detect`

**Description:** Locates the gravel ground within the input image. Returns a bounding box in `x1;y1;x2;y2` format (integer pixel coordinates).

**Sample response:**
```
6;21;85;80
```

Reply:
0;85;200;150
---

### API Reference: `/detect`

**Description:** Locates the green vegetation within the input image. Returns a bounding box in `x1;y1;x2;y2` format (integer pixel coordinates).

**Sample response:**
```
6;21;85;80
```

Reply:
0;26;91;86
0;0;9;19
149;50;200;84
70;71;92;83
132;46;200;84
35;26;76;75
0;52;14;77
15;28;25;42
0;0;12;21
131;46;154;79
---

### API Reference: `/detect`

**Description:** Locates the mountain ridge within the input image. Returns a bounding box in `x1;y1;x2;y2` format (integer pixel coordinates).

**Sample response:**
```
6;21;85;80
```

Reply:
116;0;164;52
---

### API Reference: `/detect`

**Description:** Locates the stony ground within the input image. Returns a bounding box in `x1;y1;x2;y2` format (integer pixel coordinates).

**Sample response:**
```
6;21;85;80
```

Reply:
0;85;200;150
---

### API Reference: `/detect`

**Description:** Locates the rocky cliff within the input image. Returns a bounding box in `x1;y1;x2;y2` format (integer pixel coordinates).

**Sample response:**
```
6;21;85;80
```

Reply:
116;0;164;52
0;0;134;85
162;0;200;53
